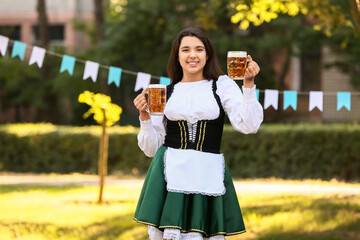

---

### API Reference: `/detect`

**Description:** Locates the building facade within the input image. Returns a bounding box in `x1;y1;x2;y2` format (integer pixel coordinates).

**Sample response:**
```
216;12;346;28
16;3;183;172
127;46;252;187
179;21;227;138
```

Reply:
0;0;94;48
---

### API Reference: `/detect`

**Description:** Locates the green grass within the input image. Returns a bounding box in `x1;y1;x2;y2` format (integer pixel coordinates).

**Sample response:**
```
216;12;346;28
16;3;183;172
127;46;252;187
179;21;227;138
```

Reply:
0;184;146;240
0;181;359;240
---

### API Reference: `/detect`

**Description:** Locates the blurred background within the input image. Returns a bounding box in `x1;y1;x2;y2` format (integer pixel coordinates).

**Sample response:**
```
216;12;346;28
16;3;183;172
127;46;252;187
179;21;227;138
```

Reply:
0;0;359;127
1;1;360;240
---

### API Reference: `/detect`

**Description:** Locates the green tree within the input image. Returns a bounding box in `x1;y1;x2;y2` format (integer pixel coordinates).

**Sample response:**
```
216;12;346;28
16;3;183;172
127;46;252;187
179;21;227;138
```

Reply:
230;0;360;37
100;0;287;125
229;0;360;89
78;90;122;204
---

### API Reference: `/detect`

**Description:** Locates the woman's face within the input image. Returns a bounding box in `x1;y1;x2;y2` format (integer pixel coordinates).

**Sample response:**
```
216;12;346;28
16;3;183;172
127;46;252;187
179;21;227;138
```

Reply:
178;36;208;78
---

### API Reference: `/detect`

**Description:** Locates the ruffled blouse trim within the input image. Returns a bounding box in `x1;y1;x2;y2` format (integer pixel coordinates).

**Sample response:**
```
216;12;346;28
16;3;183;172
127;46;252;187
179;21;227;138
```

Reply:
148;226;226;240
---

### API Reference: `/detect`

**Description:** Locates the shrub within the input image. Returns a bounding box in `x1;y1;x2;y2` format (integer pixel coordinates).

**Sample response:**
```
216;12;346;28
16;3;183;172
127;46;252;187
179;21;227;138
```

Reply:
0;123;359;181
222;124;360;181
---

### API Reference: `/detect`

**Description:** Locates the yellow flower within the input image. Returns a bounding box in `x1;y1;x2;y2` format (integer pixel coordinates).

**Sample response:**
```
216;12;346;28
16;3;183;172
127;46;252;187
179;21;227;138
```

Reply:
78;91;122;126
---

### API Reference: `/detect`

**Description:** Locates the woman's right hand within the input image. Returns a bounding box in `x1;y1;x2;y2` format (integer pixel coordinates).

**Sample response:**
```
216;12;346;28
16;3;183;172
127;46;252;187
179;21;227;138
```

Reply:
133;88;150;121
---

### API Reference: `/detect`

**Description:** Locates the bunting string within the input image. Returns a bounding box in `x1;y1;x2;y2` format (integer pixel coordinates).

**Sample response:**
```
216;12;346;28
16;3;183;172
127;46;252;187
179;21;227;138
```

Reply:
1;35;360;113
257;90;360;96
6;38;161;79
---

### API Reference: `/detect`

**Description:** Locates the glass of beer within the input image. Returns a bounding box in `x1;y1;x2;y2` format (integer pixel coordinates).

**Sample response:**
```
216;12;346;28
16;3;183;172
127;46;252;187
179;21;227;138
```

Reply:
227;51;248;80
147;84;166;116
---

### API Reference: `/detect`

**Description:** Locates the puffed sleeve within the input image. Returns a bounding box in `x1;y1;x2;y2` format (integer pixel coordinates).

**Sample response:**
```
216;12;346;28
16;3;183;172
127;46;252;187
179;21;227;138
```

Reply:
137;115;166;157
216;75;263;134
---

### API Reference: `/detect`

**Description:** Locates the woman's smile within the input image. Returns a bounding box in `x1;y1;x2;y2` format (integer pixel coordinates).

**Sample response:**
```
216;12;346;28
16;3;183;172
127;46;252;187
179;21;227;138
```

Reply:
187;60;199;66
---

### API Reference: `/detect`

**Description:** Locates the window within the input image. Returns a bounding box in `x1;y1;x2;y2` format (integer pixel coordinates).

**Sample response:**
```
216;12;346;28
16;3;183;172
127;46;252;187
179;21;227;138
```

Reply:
32;25;65;46
0;26;21;40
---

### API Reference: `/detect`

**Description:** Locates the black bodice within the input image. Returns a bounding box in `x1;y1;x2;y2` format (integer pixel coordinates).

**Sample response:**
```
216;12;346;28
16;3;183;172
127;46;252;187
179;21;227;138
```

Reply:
163;80;225;154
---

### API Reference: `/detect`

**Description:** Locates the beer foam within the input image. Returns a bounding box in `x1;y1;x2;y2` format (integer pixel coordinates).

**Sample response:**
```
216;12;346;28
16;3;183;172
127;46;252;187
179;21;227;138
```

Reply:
148;84;166;88
228;51;247;58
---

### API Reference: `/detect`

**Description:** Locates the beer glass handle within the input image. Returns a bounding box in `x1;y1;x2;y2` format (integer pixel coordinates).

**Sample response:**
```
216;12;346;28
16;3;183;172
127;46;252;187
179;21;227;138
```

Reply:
144;89;150;113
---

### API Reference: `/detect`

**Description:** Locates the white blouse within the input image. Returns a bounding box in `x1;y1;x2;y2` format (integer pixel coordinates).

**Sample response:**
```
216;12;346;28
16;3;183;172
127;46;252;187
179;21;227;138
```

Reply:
138;75;263;158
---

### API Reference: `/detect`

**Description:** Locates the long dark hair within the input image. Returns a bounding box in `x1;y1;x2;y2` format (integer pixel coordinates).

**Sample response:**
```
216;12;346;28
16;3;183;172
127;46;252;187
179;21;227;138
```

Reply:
167;27;223;84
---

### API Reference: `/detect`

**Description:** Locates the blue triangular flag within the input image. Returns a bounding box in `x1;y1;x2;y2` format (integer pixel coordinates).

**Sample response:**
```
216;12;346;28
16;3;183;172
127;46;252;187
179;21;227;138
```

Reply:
283;90;297;110
108;66;122;87
60;55;76;75
11;41;26;61
256;89;260;101
160;76;171;86
337;92;351;111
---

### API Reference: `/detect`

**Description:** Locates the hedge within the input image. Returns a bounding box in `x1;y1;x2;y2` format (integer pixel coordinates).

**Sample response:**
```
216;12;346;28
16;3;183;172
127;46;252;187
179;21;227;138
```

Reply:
0;123;359;181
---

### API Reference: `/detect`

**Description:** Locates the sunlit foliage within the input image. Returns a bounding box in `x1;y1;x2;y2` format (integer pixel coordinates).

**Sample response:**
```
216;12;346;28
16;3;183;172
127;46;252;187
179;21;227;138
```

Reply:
230;0;356;37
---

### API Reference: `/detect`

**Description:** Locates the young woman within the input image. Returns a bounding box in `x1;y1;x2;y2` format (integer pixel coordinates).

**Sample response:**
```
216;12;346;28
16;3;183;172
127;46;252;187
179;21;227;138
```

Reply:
133;27;263;240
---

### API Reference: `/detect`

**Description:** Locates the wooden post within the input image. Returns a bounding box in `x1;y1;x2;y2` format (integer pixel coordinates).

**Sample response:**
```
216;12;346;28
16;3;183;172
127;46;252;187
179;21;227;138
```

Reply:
98;108;108;204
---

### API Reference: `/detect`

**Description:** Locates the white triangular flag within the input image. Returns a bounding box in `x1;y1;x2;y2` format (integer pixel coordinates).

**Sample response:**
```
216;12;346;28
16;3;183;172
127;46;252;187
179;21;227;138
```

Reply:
83;61;99;82
135;72;151;92
29;46;46;68
309;91;323;111
0;35;9;56
264;89;279;110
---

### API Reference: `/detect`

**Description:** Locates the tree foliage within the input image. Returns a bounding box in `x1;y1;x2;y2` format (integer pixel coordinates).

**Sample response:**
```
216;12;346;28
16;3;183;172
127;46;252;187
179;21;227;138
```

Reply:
230;0;360;89
231;0;308;29
230;0;359;37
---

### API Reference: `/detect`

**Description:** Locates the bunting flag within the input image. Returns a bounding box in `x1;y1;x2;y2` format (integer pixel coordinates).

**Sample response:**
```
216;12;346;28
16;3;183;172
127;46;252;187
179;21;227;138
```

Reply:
83;60;99;82
11;41;26;61
309;91;323;112
29;46;46;68
1;35;360;115
108;66;122;87
60;55;76;75
135;72;151;92
160;76;171;86
283;90;297;110
0;35;9;56
264;89;279;110
337;92;351;111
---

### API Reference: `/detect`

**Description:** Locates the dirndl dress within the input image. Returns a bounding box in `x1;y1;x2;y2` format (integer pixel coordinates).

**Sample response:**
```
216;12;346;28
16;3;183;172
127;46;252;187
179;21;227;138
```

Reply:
133;76;263;239
133;146;246;238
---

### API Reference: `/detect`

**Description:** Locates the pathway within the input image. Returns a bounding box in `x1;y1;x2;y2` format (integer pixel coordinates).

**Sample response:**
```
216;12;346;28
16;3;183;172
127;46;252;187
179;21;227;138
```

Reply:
1;173;360;195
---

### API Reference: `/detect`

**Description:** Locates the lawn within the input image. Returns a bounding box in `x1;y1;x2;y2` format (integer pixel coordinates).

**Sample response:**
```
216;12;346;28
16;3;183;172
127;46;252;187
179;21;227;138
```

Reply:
0;179;359;240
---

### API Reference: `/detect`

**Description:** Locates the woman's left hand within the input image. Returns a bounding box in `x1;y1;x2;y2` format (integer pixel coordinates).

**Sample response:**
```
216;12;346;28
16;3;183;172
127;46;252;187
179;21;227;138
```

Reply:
244;55;260;88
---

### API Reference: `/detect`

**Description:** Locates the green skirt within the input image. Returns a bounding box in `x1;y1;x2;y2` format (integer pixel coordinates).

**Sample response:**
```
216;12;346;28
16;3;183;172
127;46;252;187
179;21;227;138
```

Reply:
133;146;246;237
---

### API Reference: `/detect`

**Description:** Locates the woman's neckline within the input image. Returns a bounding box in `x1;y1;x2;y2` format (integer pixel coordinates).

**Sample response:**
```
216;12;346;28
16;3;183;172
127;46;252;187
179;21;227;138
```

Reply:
178;79;209;84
